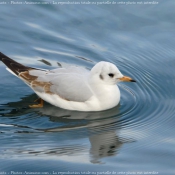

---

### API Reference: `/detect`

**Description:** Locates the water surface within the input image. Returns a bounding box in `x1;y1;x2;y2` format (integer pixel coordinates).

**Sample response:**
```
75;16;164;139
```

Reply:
0;0;175;174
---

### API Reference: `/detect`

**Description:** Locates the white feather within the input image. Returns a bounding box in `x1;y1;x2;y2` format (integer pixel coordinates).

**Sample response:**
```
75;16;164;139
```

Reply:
6;67;18;77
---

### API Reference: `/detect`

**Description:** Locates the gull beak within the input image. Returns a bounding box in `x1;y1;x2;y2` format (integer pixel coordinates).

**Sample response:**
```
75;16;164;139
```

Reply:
119;76;136;82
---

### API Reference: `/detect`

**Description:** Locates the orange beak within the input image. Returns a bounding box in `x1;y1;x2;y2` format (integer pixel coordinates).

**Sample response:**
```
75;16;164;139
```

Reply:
119;76;136;82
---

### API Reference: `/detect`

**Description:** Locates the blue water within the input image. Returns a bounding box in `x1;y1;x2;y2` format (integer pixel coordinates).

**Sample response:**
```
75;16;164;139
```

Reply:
0;0;175;174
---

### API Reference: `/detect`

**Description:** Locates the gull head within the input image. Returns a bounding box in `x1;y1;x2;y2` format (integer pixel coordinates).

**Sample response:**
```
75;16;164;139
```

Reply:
90;61;136;85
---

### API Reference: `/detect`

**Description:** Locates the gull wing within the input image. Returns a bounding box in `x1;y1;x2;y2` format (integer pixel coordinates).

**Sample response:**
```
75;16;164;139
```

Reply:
28;67;93;102
0;52;93;102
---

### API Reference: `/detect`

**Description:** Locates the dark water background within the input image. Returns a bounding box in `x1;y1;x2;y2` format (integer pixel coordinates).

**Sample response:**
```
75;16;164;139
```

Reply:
0;0;175;174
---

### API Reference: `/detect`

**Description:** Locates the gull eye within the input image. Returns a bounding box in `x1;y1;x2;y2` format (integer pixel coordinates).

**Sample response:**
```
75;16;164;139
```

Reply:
108;73;114;78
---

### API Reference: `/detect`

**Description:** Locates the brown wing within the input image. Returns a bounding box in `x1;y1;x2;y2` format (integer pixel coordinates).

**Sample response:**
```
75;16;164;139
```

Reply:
0;52;34;75
0;52;39;84
0;52;54;94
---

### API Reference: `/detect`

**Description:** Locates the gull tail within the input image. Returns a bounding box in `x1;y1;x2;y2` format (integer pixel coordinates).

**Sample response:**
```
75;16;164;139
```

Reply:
0;52;31;76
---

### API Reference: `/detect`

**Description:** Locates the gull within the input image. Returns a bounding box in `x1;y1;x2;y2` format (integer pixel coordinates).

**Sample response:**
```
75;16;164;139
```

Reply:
0;52;135;111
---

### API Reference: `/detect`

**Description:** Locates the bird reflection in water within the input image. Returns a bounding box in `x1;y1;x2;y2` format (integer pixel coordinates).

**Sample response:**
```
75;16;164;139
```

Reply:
1;94;134;164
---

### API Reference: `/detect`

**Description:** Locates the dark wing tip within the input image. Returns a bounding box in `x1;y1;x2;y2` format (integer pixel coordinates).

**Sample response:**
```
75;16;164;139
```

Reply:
0;52;32;75
0;52;9;61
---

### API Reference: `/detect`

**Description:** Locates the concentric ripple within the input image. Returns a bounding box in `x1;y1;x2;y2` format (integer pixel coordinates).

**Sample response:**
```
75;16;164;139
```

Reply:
0;0;175;172
0;48;174;135
0;33;175;164
117;52;175;141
